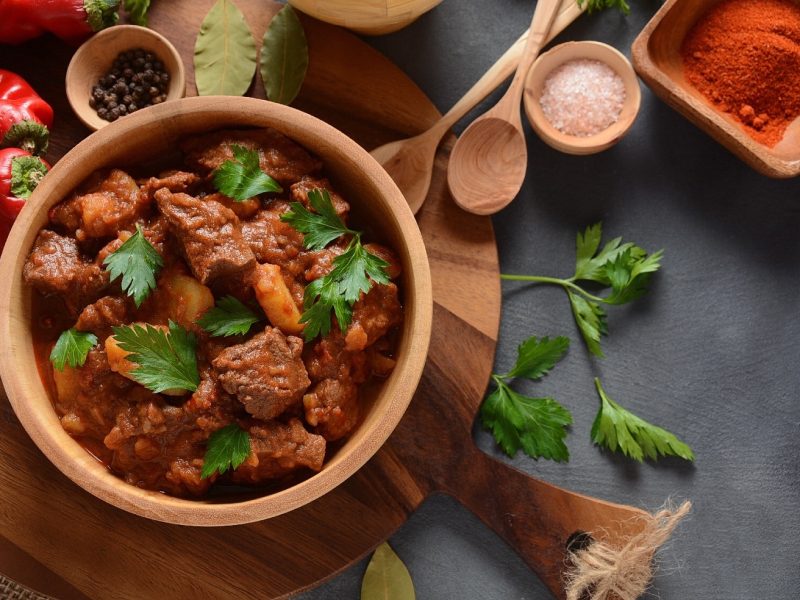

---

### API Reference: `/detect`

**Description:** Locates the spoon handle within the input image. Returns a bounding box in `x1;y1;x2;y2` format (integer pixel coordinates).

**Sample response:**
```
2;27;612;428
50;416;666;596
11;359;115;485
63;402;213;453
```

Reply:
429;0;583;137
503;0;563;114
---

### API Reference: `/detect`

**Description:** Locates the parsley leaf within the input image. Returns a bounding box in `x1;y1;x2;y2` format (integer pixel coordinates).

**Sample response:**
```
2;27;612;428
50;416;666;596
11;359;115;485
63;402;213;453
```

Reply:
103;225;163;307
197;295;261;337
123;0;151;25
480;335;572;462
578;0;631;15
591;378;695;462
110;321;200;393
329;240;390;303
201;423;251;479
501;222;662;357
281;189;350;250
504;335;570;379
212;145;283;201
50;328;97;371
482;379;572;461
282;188;391;342
300;276;352;341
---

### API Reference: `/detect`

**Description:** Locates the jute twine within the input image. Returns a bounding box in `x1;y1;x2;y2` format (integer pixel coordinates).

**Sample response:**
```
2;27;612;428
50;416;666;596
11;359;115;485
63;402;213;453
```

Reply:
564;500;692;600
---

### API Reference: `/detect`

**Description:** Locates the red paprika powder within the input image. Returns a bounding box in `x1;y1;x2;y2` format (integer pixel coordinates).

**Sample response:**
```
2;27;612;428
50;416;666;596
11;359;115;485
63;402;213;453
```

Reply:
682;0;800;147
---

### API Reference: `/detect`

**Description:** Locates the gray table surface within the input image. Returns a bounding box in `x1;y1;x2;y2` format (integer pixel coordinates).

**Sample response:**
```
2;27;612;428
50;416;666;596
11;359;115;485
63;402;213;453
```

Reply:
300;1;800;598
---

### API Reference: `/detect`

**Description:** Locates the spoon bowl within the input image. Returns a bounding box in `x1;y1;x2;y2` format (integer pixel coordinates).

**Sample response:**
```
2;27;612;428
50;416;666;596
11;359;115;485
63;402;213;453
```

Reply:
446;0;562;215
368;0;585;214
448;117;528;215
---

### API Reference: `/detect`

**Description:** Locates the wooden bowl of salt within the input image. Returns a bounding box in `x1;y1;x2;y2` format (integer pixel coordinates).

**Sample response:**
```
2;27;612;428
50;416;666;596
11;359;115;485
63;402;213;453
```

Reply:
524;41;641;156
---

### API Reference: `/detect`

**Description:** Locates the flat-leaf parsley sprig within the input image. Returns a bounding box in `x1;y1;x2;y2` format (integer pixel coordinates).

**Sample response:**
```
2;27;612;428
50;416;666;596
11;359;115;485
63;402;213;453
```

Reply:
501;223;663;358
197;295;262;337
103;225;164;307
281;189;390;341
213;145;283;201
591;378;694;462
50;328;97;371
201;423;251;479
110;321;200;394
480;335;573;462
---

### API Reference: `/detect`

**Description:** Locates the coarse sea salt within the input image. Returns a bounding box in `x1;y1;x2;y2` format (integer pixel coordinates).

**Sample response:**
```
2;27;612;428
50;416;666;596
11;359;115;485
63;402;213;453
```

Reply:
539;58;626;137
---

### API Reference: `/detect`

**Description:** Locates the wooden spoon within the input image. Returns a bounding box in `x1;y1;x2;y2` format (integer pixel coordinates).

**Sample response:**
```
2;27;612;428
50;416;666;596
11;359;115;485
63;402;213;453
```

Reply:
369;0;584;214
447;0;562;215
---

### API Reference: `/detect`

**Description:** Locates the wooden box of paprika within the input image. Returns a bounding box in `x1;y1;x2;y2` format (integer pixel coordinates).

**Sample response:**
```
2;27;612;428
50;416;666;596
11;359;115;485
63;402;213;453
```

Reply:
632;0;800;179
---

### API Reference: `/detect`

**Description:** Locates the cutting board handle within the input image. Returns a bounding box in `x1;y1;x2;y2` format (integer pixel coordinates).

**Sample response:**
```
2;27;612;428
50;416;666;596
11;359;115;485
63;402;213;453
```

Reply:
444;448;647;599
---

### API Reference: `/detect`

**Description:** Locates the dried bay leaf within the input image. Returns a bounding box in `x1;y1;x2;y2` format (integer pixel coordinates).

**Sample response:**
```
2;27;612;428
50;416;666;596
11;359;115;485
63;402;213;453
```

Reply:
194;0;257;96
361;543;415;600
260;4;308;105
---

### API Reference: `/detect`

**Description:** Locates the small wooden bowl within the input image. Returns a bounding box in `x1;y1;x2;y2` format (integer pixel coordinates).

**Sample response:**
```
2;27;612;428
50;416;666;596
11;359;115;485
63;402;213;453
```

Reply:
66;25;186;131
632;0;800;178
288;0;442;35
523;41;641;156
0;97;432;526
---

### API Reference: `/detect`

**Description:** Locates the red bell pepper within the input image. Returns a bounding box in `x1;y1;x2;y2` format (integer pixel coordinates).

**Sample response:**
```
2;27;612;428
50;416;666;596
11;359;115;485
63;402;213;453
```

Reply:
0;70;54;156
0;0;120;45
0;147;50;223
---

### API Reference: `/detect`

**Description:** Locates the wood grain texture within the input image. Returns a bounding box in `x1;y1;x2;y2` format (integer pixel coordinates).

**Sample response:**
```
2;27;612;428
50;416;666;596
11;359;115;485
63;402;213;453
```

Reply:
631;0;800;178
447;0;562;215
370;0;585;214
0;1;646;598
287;0;442;35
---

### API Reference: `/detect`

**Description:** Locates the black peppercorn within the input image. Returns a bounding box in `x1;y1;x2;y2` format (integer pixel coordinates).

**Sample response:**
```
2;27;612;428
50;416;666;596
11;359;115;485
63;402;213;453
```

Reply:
90;47;172;121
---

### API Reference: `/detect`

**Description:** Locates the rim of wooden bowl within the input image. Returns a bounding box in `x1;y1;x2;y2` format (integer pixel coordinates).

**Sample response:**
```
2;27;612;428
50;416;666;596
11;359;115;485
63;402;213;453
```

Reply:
524;41;642;156
0;96;432;526
288;0;443;35
66;25;187;132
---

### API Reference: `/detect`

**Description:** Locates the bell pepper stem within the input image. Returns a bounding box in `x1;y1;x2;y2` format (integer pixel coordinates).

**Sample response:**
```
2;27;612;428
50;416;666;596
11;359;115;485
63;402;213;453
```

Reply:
84;0;121;32
10;155;49;199
1;120;50;157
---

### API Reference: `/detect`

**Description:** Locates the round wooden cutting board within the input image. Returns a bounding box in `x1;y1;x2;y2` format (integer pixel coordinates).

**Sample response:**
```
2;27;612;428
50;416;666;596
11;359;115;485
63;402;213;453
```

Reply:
0;3;646;599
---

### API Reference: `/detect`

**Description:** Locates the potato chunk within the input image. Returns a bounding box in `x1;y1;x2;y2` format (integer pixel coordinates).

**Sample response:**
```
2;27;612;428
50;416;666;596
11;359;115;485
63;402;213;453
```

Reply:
252;263;304;335
160;271;215;328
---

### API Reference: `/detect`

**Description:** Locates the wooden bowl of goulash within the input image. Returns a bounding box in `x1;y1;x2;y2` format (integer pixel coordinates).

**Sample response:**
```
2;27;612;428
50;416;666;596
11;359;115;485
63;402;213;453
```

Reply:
0;96;432;526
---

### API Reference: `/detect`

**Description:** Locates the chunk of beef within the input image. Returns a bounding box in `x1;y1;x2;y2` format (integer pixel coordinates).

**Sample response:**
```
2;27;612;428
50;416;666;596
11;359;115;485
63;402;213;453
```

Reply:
344;283;402;352
24;230;108;313
240;202;305;272
185;372;241;431
363;243;402;280
303;378;359;441
48;195;82;233
301;245;347;282
212;327;310;420
230;418;326;484
54;169;148;240
104;398;213;497
304;331;368;384
181;128;321;186
75;296;132;340
140;170;201;201
54;348;133;440
203;192;260;220
155;189;255;284
290;177;349;218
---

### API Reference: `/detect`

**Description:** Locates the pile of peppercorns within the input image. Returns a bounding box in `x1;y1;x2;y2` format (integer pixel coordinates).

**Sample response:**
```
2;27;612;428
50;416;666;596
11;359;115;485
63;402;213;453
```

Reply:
90;48;171;122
